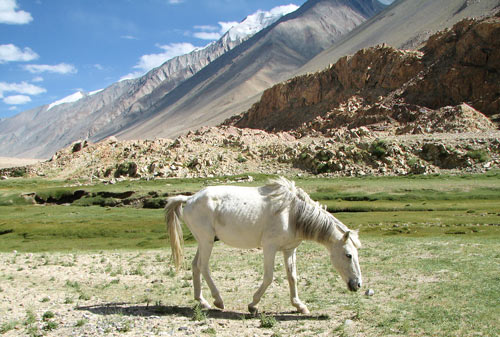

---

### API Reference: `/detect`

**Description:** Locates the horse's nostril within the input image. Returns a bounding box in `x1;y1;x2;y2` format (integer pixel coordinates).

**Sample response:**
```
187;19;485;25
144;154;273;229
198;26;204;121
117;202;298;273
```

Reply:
357;283;361;288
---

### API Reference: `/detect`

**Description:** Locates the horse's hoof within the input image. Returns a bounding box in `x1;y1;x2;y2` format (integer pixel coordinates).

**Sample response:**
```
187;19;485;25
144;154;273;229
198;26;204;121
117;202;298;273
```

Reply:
248;305;258;315
214;300;224;310
199;300;211;309
298;306;310;315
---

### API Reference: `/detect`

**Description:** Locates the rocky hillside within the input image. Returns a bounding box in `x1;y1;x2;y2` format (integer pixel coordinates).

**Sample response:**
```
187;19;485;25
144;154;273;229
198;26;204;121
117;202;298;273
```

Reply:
228;14;500;133
299;0;500;75
2;123;498;181
2;15;499;181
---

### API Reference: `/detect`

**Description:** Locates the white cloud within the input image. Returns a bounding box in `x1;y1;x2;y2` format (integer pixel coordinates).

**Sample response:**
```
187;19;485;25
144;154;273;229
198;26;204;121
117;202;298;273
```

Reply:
193;25;218;31
0;44;38;63
32;76;44;82
24;63;77;74
121;42;199;80
193;31;222;40
3;94;31;105
0;0;33;24
193;21;239;41
0;81;46;99
218;21;239;34
121;35;137;40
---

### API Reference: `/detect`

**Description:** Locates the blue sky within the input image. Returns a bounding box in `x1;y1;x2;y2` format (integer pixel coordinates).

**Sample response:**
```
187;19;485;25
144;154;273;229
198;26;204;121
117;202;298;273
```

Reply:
0;0;393;119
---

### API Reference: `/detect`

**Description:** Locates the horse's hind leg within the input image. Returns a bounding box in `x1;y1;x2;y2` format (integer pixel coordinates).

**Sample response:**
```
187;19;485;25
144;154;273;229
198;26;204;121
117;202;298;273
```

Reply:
284;248;309;314
248;245;277;314
198;241;224;309
192;248;211;309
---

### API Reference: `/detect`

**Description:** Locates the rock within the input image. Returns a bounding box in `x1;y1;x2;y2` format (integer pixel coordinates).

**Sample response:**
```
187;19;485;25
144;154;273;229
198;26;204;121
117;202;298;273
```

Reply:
225;15;499;136
365;288;375;296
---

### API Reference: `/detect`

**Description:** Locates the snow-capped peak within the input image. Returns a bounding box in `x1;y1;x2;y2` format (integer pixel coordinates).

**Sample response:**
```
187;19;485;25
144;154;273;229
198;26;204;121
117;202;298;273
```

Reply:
47;91;86;110
224;4;299;42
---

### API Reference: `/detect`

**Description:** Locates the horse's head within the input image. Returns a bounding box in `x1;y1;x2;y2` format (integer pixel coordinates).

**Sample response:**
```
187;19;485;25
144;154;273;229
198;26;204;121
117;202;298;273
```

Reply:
327;230;362;292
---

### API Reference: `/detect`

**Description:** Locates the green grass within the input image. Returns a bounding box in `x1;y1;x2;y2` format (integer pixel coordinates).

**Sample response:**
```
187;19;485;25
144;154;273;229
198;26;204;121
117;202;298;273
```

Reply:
355;235;500;336
0;172;499;252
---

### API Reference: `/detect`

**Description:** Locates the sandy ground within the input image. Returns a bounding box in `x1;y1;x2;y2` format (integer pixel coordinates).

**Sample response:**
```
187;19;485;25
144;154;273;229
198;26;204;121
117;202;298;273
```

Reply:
0;246;357;337
0;157;42;169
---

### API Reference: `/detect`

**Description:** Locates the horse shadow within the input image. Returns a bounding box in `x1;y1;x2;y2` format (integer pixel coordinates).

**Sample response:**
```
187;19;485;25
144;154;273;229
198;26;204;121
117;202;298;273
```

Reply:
76;302;330;322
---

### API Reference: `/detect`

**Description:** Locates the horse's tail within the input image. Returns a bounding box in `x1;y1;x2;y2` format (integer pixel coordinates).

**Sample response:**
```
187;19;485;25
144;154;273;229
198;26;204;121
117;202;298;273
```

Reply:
165;195;190;271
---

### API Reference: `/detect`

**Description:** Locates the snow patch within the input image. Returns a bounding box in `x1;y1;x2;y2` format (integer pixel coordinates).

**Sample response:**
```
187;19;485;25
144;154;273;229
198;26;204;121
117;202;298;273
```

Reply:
224;4;299;41
47;91;86;110
89;88;104;96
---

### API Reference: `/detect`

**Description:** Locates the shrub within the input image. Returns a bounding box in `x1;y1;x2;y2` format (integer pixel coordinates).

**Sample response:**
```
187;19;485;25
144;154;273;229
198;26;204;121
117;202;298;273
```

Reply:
466;150;490;163
0;320;18;334
259;313;277;328
192;303;207;321
236;155;247;163
369;140;388;159
43;321;58;331
42;311;55;321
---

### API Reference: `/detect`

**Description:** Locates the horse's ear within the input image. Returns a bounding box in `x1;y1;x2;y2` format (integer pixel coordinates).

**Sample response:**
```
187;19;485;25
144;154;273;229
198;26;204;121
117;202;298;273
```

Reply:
342;231;351;243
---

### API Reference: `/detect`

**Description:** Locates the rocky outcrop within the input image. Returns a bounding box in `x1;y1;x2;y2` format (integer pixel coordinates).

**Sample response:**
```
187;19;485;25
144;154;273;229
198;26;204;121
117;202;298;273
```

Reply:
228;15;500;133
2;126;499;180
227;45;425;131
404;15;500;117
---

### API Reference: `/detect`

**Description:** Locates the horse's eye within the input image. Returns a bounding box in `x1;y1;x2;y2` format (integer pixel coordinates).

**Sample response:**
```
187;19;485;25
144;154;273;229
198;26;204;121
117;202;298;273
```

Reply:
346;254;352;259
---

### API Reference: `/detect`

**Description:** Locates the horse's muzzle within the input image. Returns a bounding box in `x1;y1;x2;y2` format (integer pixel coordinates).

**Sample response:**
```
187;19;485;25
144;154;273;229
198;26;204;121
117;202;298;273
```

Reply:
348;279;362;292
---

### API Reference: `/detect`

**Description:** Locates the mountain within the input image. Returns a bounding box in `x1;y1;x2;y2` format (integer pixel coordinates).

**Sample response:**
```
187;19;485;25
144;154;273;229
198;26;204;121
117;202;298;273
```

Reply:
227;13;499;133
0;4;299;158
115;0;386;141
0;0;385;158
298;0;500;74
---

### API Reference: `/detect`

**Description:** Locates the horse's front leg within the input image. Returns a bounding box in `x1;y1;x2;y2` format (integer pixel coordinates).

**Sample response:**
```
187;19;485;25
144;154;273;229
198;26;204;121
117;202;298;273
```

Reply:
283;248;309;314
197;242;224;309
248;245;277;314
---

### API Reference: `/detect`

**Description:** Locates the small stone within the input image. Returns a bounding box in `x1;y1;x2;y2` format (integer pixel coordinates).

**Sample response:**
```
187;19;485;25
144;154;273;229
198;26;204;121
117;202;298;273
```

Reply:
365;288;375;296
344;319;354;326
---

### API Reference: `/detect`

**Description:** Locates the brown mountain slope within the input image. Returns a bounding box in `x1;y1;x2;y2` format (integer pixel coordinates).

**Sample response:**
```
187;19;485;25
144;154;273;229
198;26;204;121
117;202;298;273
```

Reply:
227;14;500;133
115;0;384;141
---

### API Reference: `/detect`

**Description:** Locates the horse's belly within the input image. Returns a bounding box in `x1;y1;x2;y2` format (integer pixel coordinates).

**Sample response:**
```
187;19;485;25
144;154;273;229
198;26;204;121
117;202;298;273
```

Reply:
213;198;267;249
215;224;262;248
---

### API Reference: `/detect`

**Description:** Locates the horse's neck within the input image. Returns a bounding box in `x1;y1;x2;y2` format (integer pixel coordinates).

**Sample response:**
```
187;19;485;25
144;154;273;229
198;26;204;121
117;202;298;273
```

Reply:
293;199;339;244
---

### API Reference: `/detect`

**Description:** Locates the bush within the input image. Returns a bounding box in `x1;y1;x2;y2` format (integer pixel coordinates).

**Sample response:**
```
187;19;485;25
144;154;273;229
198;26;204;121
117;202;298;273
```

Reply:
236;155;247;163
369;140;388;159
192;303;207;321
114;162;138;177
42;311;55;321
466;150;490;163
10;167;26;177
259;313;277;328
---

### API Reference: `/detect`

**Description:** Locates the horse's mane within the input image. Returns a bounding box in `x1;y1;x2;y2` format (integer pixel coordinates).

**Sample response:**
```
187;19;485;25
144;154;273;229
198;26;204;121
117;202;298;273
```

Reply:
261;177;361;247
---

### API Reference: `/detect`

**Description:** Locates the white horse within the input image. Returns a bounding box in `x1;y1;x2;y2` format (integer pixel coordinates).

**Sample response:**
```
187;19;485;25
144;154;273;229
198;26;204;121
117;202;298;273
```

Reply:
165;177;362;314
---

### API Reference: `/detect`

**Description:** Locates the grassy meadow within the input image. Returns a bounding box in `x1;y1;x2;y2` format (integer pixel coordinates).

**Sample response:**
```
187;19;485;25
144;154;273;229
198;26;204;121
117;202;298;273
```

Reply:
0;172;499;336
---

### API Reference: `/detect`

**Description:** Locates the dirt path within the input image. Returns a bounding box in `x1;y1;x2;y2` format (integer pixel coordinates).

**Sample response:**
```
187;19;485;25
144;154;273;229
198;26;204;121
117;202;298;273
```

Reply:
0;157;42;169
